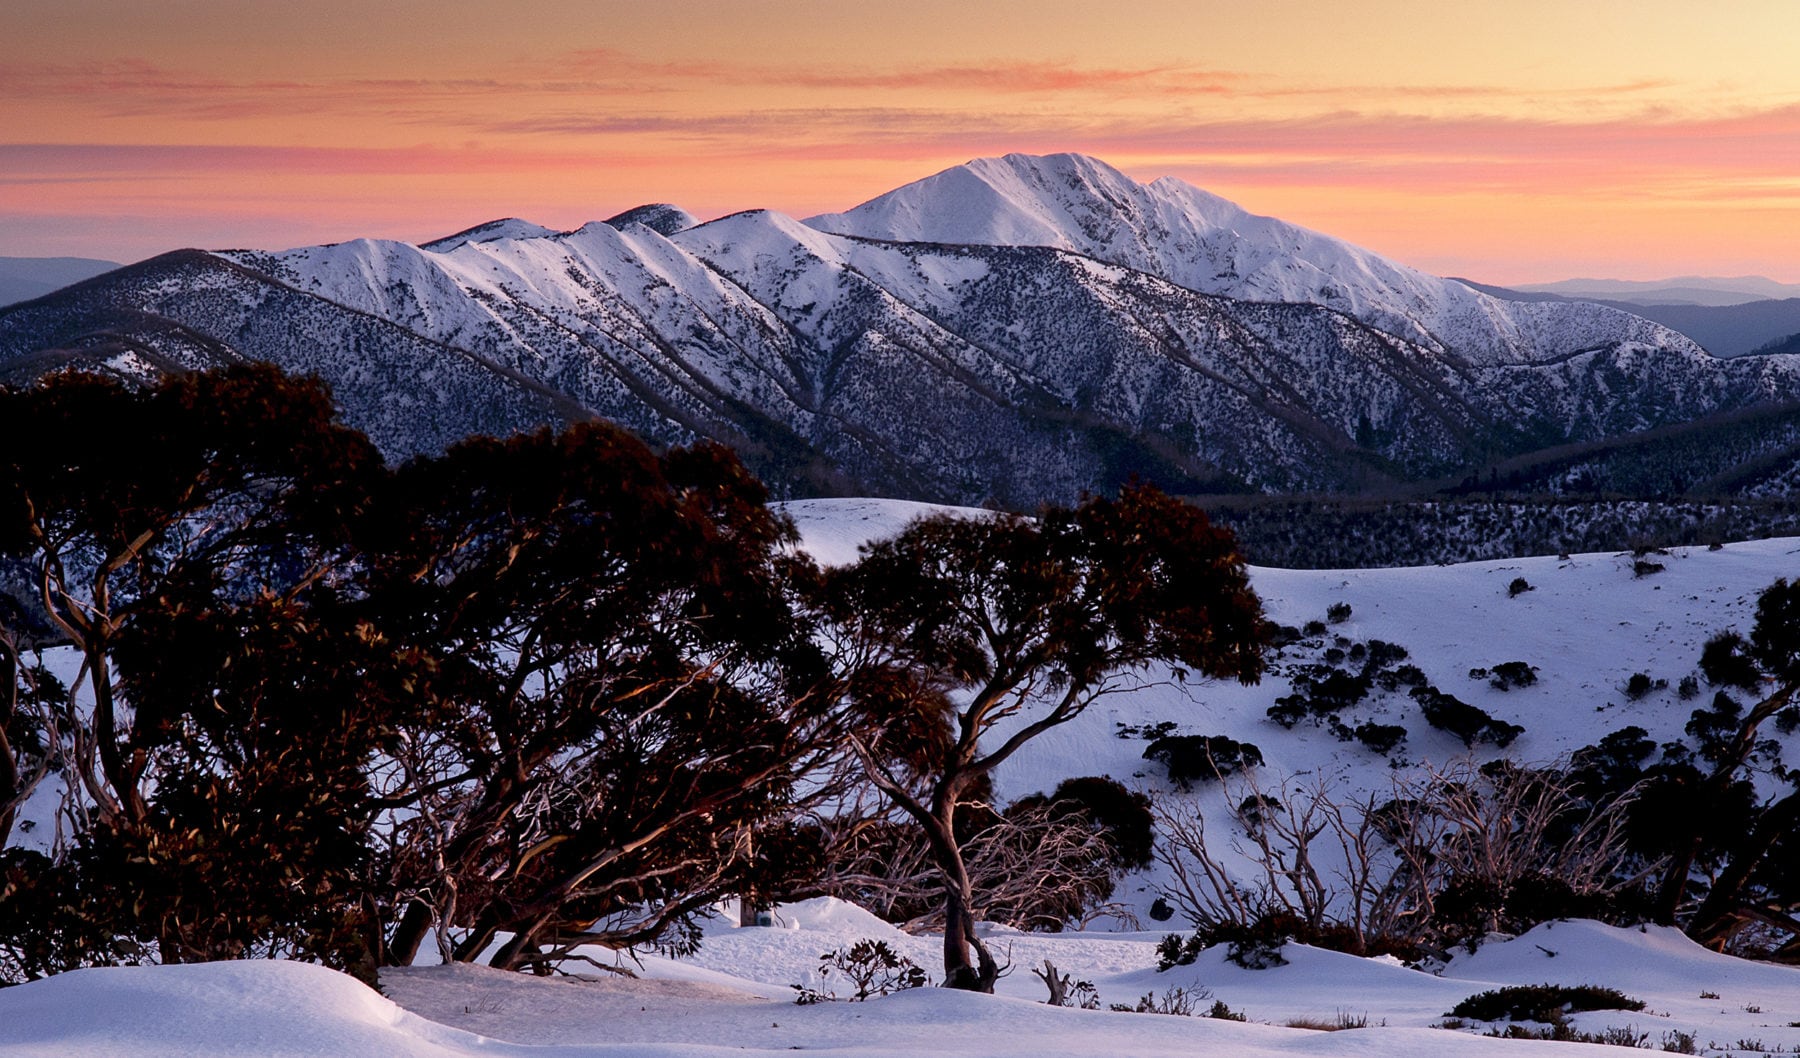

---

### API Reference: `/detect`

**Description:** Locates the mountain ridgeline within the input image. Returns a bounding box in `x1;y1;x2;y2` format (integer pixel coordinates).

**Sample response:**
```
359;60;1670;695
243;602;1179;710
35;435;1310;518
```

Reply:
6;152;1800;507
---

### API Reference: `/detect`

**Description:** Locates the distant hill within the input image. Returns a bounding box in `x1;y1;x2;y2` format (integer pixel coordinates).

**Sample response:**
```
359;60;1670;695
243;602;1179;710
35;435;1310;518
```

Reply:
1631;299;1800;357
1513;274;1800;306
1458;278;1800;358
0;256;122;307
1754;331;1800;356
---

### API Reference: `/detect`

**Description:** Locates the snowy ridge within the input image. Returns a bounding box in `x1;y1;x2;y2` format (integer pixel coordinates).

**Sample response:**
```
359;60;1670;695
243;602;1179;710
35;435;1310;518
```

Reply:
604;203;699;236
421;218;561;253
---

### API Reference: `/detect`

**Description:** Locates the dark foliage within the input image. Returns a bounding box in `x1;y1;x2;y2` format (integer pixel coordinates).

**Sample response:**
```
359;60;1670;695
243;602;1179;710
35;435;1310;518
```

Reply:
1431;873;1641;944
1267;664;1372;728
1209;497;1800;571
1017;776;1156;871
1449;984;1645;1023
1411;686;1524;747
1142;735;1265;790
1486;661;1539;691
364;423;838;970
0;367;856;982
0;366;387;976
1352;721;1407;755
1650;578;1800;946
1373;663;1429;694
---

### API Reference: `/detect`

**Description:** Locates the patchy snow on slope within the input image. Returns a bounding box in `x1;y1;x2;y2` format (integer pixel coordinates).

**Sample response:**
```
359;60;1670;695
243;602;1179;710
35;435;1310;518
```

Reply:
779;497;1800;933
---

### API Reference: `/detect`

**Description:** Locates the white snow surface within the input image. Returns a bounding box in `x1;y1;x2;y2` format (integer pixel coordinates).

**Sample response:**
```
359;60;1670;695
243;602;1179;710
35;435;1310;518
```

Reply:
11;497;1800;1056
8;918;1800;1057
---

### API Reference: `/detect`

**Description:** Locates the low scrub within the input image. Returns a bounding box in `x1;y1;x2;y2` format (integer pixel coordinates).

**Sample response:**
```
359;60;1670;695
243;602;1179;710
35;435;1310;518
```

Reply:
1143;735;1264;789
1449;983;1645;1024
794;940;929;1003
1412;686;1524;747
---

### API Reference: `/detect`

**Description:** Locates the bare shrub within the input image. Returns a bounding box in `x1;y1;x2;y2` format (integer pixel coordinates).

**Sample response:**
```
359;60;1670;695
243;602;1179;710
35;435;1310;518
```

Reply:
810;792;1135;932
1153;759;1650;950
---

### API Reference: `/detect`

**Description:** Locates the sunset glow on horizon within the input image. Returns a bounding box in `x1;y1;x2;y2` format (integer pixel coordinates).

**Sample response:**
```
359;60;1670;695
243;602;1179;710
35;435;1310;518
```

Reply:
6;0;1799;283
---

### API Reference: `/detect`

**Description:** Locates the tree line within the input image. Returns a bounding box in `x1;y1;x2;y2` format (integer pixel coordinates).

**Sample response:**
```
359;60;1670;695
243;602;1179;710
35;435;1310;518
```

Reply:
0;365;1263;992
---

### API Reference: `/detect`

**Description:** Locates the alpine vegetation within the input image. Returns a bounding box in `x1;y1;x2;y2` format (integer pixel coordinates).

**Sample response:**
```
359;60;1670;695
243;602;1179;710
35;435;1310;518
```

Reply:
0;365;1264;993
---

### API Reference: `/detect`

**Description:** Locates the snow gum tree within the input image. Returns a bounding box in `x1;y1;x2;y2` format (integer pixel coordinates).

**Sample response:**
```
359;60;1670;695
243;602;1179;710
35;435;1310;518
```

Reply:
824;486;1265;992
0;366;854;980
0;365;386;971
363;424;846;971
1655;577;1800;952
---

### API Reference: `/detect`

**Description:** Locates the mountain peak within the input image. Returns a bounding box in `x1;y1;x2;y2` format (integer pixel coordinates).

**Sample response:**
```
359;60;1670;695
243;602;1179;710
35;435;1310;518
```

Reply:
806;152;1163;253
805;152;1692;364
604;203;698;237
422;218;558;253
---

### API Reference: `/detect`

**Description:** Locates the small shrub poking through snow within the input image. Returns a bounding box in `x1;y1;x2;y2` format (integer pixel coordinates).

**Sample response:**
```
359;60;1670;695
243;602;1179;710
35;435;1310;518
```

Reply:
794;940;928;1003
1412;686;1524;747
1353;721;1407;755
1623;672;1667;700
1507;577;1534;597
1110;987;1214;1016
1326;602;1353;624
1486;661;1539;691
1155;932;1204;971
1449;983;1645;1023
1142;735;1264;789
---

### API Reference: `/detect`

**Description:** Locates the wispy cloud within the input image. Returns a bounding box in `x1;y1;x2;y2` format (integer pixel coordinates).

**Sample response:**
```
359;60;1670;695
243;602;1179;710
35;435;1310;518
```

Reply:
1;52;1709;132
450;101;1800;195
15;98;1800;198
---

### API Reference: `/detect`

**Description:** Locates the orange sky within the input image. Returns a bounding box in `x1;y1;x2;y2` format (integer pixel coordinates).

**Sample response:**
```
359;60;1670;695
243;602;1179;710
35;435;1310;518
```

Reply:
5;0;1799;283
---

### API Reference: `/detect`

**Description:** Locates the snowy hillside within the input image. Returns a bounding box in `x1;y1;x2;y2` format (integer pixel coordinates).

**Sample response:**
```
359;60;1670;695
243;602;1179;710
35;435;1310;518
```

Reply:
8;498;1800;1057
9;155;1800;505
782;497;1800;803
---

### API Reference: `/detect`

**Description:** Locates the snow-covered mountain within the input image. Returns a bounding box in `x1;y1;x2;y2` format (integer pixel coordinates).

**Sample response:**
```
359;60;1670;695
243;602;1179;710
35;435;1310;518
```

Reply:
806;153;1695;366
5;153;1800;504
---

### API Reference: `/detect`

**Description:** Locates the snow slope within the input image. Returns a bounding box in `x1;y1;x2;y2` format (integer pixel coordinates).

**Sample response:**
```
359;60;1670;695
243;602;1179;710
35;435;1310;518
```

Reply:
778;496;1800;773
777;497;1800;902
